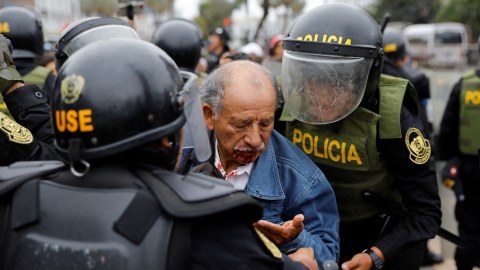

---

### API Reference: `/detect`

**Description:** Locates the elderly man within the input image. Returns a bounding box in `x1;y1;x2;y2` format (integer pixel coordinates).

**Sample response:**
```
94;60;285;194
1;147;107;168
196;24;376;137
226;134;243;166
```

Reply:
178;60;340;264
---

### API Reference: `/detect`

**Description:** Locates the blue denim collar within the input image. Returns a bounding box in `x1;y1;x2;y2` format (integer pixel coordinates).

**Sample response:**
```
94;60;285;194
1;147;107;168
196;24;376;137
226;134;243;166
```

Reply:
244;134;286;200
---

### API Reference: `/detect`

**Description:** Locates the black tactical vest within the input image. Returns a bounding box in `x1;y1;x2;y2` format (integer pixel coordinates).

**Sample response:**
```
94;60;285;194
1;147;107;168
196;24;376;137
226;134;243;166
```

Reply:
0;161;262;270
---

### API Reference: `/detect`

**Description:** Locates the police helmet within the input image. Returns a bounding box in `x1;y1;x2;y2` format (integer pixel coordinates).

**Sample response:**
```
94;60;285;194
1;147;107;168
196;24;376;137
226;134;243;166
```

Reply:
52;39;210;176
152;19;203;72
282;3;384;124
383;29;408;62
0;6;44;59
55;17;139;71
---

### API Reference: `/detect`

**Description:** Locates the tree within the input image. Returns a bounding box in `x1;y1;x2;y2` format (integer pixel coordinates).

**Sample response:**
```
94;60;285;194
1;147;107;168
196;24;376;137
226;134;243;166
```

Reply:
436;0;480;42
195;0;244;39
81;0;117;16
368;0;441;25
253;0;304;40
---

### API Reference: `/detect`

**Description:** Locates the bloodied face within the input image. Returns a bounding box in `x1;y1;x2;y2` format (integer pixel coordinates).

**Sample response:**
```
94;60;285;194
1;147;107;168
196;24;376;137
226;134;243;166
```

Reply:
203;62;276;174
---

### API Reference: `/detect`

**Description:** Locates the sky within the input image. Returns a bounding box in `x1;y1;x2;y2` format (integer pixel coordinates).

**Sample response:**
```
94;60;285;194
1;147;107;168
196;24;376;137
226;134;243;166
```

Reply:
173;0;322;20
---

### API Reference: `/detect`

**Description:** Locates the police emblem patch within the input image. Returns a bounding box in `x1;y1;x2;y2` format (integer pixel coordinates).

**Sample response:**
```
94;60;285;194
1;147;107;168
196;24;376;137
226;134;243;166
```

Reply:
61;74;85;104
405;128;431;164
0;112;33;144
254;228;282;259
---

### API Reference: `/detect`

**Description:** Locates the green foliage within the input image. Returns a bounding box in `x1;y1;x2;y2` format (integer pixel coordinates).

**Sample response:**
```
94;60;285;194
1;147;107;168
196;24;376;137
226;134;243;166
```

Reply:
436;0;480;41
368;0;440;24
81;0;118;16
195;0;244;37
144;0;171;13
270;0;305;12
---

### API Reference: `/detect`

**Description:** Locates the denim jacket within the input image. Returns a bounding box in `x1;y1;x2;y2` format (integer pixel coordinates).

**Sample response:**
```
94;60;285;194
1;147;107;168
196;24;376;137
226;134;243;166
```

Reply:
178;130;340;264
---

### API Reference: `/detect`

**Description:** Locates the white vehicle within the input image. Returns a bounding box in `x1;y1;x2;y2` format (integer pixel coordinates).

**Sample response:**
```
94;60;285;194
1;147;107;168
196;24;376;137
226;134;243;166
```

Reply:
403;22;468;68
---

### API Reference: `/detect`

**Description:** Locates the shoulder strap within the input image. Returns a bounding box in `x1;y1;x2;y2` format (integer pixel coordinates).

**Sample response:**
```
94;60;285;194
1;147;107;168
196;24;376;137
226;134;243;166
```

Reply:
378;74;419;139
0;161;65;196
136;169;263;221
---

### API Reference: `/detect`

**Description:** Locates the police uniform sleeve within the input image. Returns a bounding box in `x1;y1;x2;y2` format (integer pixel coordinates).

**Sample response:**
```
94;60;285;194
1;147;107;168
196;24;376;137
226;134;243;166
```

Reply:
375;105;442;261
438;79;462;158
190;216;308;270
3;84;54;144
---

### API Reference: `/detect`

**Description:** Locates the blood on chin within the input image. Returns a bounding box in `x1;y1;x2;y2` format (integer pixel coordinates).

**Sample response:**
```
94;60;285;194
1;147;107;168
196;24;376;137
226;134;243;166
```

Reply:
233;151;259;164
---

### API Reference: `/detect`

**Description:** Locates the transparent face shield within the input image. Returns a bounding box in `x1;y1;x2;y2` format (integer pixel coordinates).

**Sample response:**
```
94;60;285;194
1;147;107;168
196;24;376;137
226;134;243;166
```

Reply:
179;71;211;162
282;51;373;124
62;25;139;58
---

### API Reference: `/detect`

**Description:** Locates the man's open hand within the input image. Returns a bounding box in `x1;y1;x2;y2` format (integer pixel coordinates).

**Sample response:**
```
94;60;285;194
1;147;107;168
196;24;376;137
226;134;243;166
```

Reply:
253;214;304;246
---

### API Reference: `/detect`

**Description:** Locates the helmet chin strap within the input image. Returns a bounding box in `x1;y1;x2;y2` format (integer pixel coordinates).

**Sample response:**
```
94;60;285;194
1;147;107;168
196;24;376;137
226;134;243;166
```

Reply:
67;138;91;177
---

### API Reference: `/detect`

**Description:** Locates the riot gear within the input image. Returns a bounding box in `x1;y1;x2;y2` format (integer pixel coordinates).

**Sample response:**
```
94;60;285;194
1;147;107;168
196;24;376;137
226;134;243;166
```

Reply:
0;6;44;59
282;3;384;124
51;38;210;175
383;29;408;62
54;17;139;71
152;19;203;72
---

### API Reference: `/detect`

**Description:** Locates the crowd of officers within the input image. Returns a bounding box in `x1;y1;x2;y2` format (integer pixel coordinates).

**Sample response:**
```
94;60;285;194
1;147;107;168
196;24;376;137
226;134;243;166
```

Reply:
0;2;478;270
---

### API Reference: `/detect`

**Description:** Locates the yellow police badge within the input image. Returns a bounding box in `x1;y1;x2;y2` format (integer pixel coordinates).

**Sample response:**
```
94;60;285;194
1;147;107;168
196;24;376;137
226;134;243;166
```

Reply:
61;74;85;104
0;112;33;144
405;128;431;164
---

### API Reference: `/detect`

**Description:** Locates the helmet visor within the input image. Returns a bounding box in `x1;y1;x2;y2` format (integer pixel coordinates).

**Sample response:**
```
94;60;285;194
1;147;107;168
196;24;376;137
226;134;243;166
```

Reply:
62;25;139;57
282;51;373;124
179;71;212;162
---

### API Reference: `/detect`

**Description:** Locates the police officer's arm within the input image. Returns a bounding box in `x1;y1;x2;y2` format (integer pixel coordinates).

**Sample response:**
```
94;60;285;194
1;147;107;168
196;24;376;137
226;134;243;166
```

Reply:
375;105;442;261
438;79;462;158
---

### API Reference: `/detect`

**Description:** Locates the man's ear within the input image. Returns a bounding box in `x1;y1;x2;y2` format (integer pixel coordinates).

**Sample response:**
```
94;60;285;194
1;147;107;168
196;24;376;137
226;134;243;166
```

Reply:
203;104;215;130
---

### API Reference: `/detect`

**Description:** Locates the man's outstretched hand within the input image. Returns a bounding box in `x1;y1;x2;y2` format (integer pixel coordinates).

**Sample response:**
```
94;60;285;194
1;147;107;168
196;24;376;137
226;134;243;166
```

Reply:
253;214;305;246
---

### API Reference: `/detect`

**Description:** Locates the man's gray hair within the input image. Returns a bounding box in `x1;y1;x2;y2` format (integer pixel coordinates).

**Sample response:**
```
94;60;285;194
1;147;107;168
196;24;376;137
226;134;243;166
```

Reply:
200;60;282;119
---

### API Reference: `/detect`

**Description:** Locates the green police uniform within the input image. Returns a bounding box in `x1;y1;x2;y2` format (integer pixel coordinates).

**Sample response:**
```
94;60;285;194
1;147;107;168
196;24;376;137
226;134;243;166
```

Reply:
282;74;419;222
458;69;480;155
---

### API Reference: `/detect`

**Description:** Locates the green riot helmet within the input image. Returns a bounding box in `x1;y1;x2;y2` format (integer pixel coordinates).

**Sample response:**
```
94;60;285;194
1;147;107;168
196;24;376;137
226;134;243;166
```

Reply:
152;19;203;72
383;29;408;62
55;17;139;71
52;39;210;176
0;6;44;59
282;3;384;124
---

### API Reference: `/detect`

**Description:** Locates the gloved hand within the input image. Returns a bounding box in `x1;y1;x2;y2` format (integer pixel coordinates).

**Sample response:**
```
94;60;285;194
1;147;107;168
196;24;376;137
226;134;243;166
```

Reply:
0;34;23;96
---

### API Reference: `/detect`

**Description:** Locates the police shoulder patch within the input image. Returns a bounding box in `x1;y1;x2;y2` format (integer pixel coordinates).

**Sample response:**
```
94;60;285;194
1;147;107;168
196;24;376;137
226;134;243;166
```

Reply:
254;228;282;259
405;127;430;164
0;112;33;144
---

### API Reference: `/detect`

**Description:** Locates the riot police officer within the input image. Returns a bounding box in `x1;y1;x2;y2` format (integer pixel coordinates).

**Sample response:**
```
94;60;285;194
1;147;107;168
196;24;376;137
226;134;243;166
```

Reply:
438;60;480;269
54;16;139;71
152;18;203;74
280;3;441;269
0;6;56;119
0;17;139;165
382;29;433;143
0;38;317;270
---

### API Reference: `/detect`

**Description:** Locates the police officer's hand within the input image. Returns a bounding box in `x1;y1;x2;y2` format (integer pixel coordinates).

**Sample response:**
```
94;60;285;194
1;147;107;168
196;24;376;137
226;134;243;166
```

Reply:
253;214;304;246
0;34;23;96
341;247;384;270
288;247;318;270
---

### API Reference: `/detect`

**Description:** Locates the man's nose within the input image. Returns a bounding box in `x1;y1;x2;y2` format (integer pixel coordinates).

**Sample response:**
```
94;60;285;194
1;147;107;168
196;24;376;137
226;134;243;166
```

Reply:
244;125;263;148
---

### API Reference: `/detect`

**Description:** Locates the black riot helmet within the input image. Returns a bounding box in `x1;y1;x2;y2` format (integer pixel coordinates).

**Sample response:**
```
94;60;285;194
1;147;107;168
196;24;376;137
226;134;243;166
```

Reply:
383;29;408;62
282;3;384;124
52;39;211;176
55;17;139;71
0;6;44;59
152;19;203;72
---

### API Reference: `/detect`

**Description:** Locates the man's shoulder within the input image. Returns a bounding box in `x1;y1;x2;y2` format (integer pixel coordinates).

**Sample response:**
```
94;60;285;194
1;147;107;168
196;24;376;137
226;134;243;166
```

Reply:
269;130;324;179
